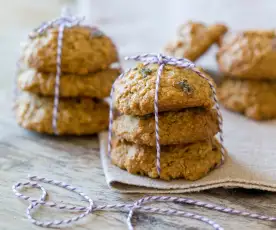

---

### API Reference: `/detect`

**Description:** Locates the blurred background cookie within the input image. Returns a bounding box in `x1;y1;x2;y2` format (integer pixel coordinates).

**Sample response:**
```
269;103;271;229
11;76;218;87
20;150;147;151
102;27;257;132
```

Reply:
165;21;227;62
15;16;120;135
17;68;120;98
20;26;118;75
217;30;276;79
15;92;109;135
218;78;276;120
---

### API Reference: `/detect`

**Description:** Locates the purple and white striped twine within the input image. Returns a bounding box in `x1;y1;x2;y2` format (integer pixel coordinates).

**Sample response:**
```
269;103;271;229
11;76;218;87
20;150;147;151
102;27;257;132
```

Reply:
108;53;225;175
13;175;276;230
30;14;84;135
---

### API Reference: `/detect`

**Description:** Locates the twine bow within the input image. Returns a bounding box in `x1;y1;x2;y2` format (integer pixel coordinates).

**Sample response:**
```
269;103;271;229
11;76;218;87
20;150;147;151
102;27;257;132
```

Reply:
12;175;276;230
108;54;225;175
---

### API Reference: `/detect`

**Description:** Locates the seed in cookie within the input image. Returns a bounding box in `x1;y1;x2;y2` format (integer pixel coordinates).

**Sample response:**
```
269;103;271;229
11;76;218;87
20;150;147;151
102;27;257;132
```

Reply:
113;63;215;116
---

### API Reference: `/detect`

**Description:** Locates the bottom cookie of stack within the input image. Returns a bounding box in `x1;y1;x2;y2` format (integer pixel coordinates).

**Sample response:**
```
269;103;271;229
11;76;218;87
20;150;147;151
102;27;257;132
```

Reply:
218;78;276;120
15;92;109;135
111;138;221;181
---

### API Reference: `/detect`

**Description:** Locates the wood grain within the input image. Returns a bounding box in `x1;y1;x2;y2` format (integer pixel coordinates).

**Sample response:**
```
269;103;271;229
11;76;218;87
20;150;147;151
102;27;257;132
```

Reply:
2;1;276;229
1;90;276;230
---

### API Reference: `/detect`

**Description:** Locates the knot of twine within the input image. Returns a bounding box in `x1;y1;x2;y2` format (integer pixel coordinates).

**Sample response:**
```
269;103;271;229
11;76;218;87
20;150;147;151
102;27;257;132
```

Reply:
13;175;276;230
108;53;225;175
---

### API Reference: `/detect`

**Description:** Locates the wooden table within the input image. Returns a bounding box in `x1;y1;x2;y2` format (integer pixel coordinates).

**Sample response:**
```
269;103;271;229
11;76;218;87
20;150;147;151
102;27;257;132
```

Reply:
1;1;276;229
1;89;276;230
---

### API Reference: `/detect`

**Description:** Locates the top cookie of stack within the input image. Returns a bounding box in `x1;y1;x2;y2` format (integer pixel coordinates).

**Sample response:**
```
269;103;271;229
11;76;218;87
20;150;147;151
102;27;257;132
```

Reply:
15;25;120;135
217;30;276;120
111;60;223;181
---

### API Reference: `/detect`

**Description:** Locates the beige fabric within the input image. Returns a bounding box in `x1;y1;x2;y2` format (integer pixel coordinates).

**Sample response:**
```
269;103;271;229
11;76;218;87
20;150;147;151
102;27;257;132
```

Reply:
100;109;276;193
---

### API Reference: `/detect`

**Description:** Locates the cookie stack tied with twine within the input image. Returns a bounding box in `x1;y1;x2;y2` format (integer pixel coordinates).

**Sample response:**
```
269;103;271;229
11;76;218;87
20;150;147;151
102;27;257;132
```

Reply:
14;13;120;135
217;30;276;120
109;54;226;181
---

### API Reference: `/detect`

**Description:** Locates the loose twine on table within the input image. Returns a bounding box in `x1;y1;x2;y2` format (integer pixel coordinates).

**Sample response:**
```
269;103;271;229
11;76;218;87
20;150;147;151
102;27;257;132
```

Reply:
13;175;276;230
13;53;276;229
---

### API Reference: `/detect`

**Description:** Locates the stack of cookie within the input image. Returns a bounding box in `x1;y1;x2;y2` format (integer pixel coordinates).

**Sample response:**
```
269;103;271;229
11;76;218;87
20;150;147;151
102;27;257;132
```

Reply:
15;25;120;135
111;63;222;181
217;30;276;120
165;21;227;61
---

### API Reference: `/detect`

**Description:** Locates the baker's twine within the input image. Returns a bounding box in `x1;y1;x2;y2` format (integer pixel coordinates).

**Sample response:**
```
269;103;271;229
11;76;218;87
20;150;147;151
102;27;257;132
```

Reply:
13;175;276;230
108;54;226;175
29;10;109;135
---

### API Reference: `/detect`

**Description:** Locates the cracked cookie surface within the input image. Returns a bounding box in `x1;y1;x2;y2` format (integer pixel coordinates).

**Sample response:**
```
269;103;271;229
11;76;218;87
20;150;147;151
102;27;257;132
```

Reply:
15;92;109;135
113;64;215;116
17;68;120;98
111;138;221;181
113;108;219;146
218;78;276;120
20;26;118;74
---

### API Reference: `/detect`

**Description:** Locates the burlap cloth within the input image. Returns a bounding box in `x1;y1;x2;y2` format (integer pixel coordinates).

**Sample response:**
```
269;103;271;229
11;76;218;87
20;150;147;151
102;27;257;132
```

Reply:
99;109;276;193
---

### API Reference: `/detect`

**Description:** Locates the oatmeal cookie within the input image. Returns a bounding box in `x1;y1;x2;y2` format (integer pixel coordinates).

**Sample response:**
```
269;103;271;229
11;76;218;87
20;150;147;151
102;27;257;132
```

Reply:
111;138;222;181
165;21;227;61
19;26;118;74
113;108;219;146
15;92;109;135
17;68;120;98
218;78;276;120
113;64;215;116
217;31;276;79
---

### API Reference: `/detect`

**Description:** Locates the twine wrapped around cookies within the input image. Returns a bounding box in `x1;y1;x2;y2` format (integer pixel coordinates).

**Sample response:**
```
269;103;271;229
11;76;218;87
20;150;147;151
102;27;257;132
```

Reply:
29;10;106;135
12;175;276;230
108;54;226;175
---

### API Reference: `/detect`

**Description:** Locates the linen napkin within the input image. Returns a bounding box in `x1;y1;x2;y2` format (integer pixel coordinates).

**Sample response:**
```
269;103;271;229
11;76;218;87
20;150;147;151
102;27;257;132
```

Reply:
100;109;276;193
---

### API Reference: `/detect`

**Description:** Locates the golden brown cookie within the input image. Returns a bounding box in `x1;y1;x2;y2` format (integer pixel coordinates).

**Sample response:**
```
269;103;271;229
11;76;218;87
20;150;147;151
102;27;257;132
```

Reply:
165;21;227;61
17;68;120;98
217;31;276;79
113;108;219;146
113;64;215;116
111;138;222;181
218;78;276;120
19;26;118;74
15;92;109;135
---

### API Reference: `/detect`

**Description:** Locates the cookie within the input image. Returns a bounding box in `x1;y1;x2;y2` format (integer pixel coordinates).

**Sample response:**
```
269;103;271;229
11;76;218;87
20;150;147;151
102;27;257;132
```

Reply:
113;108;219;146
20;26;118;74
165;21;227;61
17;68;120;98
111;138;222;181
113;64;215;116
15;92;109;135
217;31;276;79
218;78;276;120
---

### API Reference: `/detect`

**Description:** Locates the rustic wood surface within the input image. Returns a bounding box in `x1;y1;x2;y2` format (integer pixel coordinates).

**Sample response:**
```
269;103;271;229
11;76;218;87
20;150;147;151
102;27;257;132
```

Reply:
2;89;276;230
1;0;276;229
